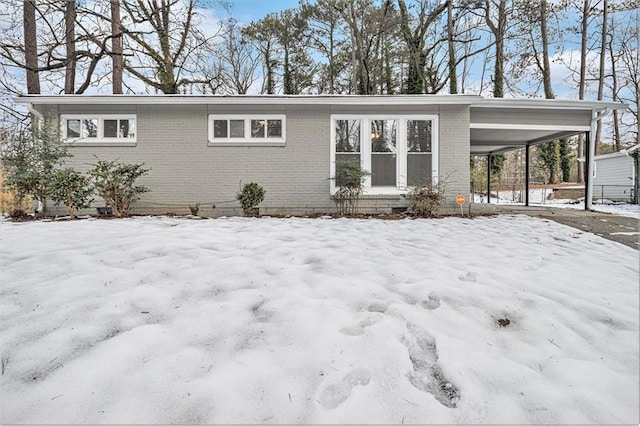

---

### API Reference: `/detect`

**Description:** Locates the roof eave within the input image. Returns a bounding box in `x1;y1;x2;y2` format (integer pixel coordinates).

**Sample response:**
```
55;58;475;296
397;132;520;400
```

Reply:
471;98;627;111
14;94;482;106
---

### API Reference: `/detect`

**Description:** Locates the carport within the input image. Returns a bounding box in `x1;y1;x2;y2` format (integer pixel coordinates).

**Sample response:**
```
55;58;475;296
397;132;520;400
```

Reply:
469;98;627;210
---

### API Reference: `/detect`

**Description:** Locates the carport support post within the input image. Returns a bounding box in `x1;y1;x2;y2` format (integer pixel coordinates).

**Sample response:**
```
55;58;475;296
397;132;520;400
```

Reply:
584;130;591;210
487;153;492;204
525;144;530;206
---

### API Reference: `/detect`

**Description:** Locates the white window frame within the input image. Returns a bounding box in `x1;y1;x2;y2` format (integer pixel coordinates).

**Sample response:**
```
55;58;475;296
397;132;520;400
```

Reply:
330;114;439;195
208;114;286;145
61;114;137;144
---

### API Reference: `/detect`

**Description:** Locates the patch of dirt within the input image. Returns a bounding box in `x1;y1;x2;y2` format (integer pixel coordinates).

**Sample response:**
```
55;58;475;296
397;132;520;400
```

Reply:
497;318;511;327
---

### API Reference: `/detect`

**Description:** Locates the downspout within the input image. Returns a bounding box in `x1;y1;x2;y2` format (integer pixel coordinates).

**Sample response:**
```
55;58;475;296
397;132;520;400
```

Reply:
586;108;612;210
25;102;45;214
25;102;44;121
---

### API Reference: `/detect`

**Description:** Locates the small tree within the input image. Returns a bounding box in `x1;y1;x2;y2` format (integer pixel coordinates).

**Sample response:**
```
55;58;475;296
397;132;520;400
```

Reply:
0;119;70;217
236;182;266;216
89;159;150;217
332;160;370;215
48;168;93;218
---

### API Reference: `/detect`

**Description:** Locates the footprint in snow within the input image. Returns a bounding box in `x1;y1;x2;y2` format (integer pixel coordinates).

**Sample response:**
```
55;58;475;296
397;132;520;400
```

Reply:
366;301;390;313
318;368;371;409
420;293;441;310
340;315;381;336
458;271;477;282
403;322;460;408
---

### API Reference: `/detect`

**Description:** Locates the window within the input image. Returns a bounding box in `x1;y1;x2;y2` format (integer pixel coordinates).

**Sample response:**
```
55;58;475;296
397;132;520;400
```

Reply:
331;115;438;194
335;119;361;186
371;119;397;187
407;120;432;186
61;115;136;143
209;115;285;144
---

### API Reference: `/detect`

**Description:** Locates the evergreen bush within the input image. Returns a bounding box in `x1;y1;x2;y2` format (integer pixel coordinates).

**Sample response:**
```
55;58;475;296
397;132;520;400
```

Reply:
89;159;150;217
236;182;265;216
49;168;93;218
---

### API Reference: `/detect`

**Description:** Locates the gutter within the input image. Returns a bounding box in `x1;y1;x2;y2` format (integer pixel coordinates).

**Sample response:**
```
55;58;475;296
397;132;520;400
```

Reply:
586;108;613;210
622;143;640;156
25;102;43;120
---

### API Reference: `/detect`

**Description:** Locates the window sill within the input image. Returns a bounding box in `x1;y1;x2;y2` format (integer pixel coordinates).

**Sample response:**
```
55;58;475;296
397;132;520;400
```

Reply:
208;141;286;147
330;190;407;199
64;141;137;147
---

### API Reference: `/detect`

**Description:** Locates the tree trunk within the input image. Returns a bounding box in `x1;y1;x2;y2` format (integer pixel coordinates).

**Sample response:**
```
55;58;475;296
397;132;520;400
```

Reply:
595;0;608;153
540;0;554;100
111;0;123;94
540;0;560;184
23;0;40;94
283;41;292;94
64;0;76;94
576;0;590;183
447;0;457;94
264;42;275;94
484;0;506;98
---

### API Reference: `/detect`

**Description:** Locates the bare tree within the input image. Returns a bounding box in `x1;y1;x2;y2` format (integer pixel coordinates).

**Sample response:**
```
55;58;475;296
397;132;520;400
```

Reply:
483;0;507;97
612;8;639;145
23;0;40;94
397;0;447;94
447;0;457;94
111;0;124;94
595;0;608;152
120;0;222;94
64;0;76;94
219;18;259;94
576;0;597;181
339;0;395;94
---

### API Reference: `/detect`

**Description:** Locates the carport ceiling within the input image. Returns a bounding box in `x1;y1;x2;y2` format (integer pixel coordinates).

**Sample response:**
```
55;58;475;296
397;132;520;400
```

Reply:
468;99;625;156
470;128;584;155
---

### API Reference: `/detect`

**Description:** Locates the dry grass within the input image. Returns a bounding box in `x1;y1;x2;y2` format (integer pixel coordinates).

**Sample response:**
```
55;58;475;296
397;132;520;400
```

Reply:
0;170;32;215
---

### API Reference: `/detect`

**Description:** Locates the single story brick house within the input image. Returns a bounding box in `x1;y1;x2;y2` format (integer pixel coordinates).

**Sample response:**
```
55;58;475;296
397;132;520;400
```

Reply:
16;94;625;216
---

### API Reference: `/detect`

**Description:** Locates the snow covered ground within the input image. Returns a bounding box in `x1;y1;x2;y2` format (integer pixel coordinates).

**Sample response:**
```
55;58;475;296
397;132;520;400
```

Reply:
1;216;638;424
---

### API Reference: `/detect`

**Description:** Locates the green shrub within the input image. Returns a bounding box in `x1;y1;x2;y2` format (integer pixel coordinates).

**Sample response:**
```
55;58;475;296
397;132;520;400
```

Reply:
331;160;370;215
49;168;93;218
89;159;150;218
236;182;266;216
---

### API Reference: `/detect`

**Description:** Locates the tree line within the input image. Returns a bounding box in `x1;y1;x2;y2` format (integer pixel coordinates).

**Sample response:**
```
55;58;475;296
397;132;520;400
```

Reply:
1;0;638;183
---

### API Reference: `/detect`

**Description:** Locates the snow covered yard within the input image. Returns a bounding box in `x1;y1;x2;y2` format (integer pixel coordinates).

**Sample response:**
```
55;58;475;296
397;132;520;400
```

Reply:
0;215;638;424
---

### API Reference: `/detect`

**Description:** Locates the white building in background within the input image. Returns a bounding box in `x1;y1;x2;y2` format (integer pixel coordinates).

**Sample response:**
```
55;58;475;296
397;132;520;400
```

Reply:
593;144;640;204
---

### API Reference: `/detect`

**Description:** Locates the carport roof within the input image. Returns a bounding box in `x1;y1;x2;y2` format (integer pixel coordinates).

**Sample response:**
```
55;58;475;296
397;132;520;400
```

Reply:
469;98;626;155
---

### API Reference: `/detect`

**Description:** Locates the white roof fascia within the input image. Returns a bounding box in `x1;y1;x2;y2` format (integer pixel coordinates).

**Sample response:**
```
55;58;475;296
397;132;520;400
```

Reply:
470;123;591;131
594;144;640;160
471;98;627;111
15;94;482;106
594;151;631;160
625;143;640;154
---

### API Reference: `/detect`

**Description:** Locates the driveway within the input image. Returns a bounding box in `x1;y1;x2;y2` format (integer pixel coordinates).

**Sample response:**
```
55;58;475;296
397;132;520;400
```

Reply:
470;205;640;250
